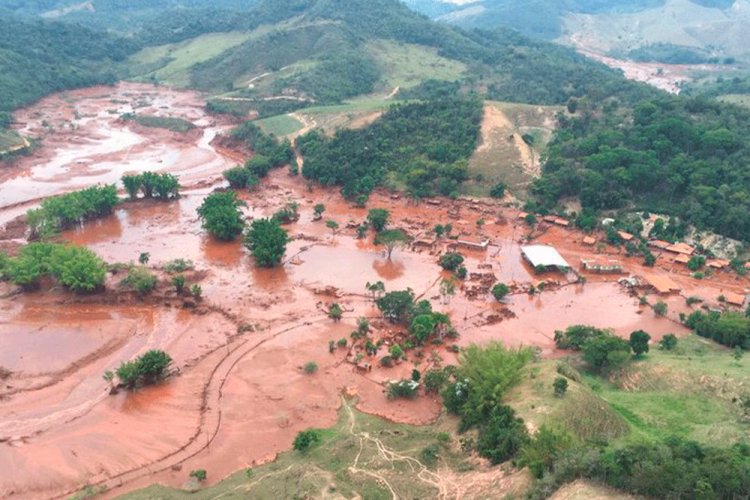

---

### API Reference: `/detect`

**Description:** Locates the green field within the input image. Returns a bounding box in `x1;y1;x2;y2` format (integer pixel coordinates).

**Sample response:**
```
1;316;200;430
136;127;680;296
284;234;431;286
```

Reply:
510;334;750;448
718;94;750;108
126;115;196;133
128;31;256;87
366;39;467;91
255;114;304;137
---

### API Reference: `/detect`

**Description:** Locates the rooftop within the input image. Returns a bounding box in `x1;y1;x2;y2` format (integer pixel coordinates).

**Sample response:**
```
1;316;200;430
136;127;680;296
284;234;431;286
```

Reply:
643;274;681;294
521;245;570;269
665;242;695;255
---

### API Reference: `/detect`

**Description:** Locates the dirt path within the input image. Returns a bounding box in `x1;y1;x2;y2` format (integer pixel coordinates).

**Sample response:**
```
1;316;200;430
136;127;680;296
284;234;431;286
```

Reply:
476;103;540;177
289;112;317;172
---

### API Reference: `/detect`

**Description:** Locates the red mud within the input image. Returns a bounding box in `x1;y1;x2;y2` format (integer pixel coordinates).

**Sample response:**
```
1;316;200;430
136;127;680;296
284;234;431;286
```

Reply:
1;85;747;499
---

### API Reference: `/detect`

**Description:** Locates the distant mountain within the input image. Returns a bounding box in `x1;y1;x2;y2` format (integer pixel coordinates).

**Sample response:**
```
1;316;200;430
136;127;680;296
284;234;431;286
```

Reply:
403;0;750;62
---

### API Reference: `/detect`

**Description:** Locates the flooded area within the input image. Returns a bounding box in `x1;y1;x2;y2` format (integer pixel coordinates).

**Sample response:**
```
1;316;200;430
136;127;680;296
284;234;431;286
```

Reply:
0;83;747;499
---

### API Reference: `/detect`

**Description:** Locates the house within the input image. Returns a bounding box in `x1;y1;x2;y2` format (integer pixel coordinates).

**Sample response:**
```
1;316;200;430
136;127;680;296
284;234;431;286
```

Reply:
521;245;571;271
648;240;671;250
707;259;730;270
665;242;695;256
723;291;746;307
643;274;681;294
581;259;624;274
452;237;490;251
674;254;691;264
582;236;596;246
618;231;634;242
553;218;570;227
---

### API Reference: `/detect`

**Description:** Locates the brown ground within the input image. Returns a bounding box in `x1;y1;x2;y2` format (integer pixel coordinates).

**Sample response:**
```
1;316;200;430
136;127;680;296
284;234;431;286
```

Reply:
0;84;747;499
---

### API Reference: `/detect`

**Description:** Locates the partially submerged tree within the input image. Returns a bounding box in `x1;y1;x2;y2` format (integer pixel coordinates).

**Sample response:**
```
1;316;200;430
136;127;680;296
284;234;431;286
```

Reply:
244;218;289;267
367;208;390;232
197;191;246;241
375;229;409;259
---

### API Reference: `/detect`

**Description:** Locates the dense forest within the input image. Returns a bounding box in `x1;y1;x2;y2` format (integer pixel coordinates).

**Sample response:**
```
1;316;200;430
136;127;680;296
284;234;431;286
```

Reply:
298;98;483;199
0;16;136;125
532;96;750;241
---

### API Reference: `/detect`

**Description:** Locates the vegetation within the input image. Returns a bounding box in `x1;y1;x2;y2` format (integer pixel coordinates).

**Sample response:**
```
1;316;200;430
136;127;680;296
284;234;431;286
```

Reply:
223;166;258;189
244;218;289;267
298;99;482;199
230;122;293;170
438;252;464;272
122;113;195;133
120;173;180;201
292;429;322;453
1;243;107;293
27;185;119;239
376;289;415;323
197;191;246;241
629;330;651;357
303;361;318;374
533;96;750;241
686;310;750;349
491;283;510;301
121;266;158;296
366;209;390;232
374;229;409;259
114;350;172;390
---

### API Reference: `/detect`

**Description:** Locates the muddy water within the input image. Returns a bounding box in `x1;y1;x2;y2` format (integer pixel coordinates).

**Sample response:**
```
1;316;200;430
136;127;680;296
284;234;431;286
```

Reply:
0;83;237;224
1;84;748;499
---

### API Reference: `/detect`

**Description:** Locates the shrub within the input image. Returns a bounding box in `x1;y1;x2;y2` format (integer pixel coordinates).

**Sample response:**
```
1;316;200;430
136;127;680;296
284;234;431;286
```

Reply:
489;181;506;198
191;284;202;298
688;255;706;271
420;443;440;467
653;301;668;317
629;330;651;357
293;429;322;452
27;184;119;238
582;335;632;372
376;289;415;323
389;344;405;360
423;368;449;393
387;379;419;399
189;469;207;482
244;218;289;267
367;208;390;232
122;266;157;295
164;258;193;274
337;338;348;348
380;355;394;367
553;376;568;397
455;265;467;279
439;252;464;271
273;201;300;224
328;303;343;321
122;174;141;200
115;349;172;389
172;275;186;293
303;361;318;374
476;405;529;464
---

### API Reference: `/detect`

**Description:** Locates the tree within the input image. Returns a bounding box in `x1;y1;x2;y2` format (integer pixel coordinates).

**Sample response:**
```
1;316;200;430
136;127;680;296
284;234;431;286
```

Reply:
659;333;678;350
223;166;255;189
303;361;318;374
122;174;141;200
115;349;172;389
313;203;325;221
553;377;568;397
328;303;343;321
491;283;510;302
654;301;668;317
367;208;390;232
293;429;322;452
138;252;150;265
582;335;632;372
377;289;415;323
389;344;405;360
629;330;651;357
244;218;289;267
197;191;246;241
439;252;464;271
374;229;409;259
440;278;456;304
476;405;529;464
172;274;186;293
122;266;157;296
365;281;385;300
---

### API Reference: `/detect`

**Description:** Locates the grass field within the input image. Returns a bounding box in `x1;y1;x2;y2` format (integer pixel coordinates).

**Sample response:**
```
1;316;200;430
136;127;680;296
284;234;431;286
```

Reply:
128;115;196;133
509;334;750;449
120;398;529;499
128;32;256;87
366;39;467;91
255;114;304;137
718;94;750;108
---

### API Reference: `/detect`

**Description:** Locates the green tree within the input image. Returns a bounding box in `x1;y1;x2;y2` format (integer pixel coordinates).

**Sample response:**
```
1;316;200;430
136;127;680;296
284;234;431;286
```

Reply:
375;229;409;259
197;191;246;241
659;333;678;350
582;335;632;372
244;218;289;267
326;219;339;235
122;175;142;200
439;252;464;271
518;426;573;479
367;208;390;232
553;377;568;397
376;289;415;323
489;181;506;198
223;166;255;189
293;429;322;453
654;301;668;317
629;330;651;357
313;203;325;220
491;283;510;301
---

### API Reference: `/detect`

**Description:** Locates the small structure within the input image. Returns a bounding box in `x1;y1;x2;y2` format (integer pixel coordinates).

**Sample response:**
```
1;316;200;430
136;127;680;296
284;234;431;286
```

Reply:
643;274;681;294
707;259;730;270
582;236;596;246
665;242;695;256
517;211;529;220
542;215;558;224
648;240;671;250
521;245;570;271
452;237;490;251
581;258;624;274
601;218;615;227
618;231;634;242
723;291;746;307
553;218;570;227
412;237;436;250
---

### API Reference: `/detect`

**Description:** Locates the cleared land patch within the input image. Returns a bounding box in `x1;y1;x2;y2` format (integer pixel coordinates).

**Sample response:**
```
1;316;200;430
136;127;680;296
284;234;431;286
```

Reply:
366;39;467;90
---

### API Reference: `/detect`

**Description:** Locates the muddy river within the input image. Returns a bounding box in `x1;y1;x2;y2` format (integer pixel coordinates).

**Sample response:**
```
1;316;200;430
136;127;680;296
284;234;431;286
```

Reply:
0;83;745;499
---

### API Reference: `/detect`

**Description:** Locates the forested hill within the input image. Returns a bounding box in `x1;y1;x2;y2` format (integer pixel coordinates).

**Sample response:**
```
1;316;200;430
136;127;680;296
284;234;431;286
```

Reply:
0;17;137;115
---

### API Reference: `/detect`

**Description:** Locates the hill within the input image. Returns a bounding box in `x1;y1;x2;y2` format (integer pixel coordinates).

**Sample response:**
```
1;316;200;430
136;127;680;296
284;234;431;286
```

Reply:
404;0;750;64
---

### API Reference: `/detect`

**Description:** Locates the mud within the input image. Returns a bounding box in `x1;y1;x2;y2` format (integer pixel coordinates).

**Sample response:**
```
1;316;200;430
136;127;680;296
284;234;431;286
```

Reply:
0;84;746;499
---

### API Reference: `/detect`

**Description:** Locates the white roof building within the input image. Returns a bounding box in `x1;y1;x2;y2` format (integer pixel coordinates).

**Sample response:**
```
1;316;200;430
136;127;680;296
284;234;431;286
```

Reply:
521;245;570;269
